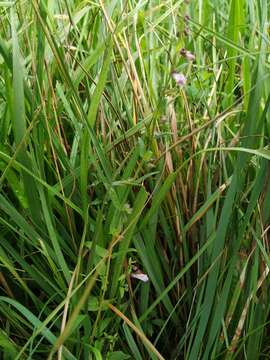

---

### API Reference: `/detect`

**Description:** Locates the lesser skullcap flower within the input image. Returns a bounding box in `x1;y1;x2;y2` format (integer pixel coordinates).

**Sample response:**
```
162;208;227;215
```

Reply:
180;48;195;61
172;71;187;87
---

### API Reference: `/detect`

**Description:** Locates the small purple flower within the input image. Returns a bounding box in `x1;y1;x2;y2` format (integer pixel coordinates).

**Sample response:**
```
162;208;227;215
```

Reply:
131;272;149;282
185;51;195;61
172;71;187;87
180;48;195;61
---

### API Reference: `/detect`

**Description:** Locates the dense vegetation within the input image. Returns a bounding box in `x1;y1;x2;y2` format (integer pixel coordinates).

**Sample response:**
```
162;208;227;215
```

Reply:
0;0;270;359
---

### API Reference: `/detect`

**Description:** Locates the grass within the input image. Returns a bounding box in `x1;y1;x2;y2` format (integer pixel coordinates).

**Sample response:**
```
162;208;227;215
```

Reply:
0;0;270;359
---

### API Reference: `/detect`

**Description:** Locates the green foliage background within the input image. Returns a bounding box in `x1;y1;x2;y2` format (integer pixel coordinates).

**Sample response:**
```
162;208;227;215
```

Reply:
0;0;270;359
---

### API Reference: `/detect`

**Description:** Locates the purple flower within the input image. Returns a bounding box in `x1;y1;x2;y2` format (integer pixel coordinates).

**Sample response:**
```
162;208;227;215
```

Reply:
131;273;149;282
172;71;187;87
185;51;195;61
180;48;195;61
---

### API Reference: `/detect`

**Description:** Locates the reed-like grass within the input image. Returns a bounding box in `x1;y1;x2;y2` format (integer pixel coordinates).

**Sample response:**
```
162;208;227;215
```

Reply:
0;1;270;359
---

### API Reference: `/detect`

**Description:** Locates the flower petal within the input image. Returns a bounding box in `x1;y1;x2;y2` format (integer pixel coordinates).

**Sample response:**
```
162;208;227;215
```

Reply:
172;72;187;86
186;51;195;61
131;273;149;282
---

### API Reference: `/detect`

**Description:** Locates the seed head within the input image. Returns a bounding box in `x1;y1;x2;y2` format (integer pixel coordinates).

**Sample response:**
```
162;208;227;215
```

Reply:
180;48;187;56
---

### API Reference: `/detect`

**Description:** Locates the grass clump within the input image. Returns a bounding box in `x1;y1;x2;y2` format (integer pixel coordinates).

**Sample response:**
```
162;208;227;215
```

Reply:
0;0;270;359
